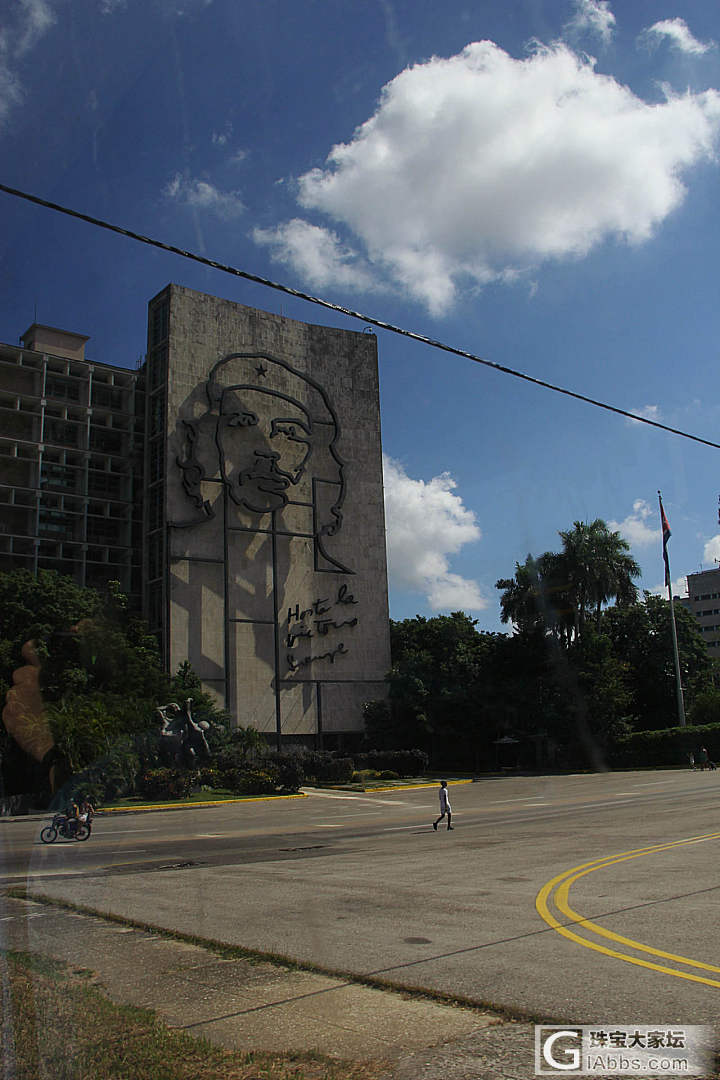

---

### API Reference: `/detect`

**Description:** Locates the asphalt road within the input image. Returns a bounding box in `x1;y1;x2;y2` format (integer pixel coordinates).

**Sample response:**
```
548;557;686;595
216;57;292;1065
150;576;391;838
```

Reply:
3;769;720;1035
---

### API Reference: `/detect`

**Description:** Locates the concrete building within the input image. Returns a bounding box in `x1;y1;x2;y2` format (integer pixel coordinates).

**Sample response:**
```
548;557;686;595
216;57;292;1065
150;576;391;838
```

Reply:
0;286;391;745
0;323;143;596
681;568;720;659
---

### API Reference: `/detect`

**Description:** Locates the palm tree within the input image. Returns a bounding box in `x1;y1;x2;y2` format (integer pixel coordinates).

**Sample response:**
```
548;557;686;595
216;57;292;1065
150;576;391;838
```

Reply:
496;554;544;635
497;520;640;646
496;552;573;643
558;519;640;639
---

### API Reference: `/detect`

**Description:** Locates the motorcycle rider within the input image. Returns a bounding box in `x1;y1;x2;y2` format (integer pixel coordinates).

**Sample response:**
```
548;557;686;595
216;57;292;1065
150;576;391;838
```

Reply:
66;798;80;837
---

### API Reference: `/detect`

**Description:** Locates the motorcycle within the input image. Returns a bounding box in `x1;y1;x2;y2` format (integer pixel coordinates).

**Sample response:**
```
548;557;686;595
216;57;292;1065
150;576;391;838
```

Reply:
40;813;91;843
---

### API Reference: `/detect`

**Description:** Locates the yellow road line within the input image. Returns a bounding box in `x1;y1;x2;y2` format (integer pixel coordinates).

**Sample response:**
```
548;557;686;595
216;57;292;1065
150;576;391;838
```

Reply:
536;831;720;987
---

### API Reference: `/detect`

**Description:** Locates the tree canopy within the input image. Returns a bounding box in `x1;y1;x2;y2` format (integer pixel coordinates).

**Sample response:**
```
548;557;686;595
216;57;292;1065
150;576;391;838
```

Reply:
0;570;228;806
496;519;640;644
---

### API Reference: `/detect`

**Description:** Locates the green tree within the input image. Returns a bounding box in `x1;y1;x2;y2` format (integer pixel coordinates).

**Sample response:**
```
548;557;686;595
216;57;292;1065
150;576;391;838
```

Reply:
496;551;573;643
377;613;502;767
497;520;640;646
600;592;712;729
558;519;640;639
1;571;216;804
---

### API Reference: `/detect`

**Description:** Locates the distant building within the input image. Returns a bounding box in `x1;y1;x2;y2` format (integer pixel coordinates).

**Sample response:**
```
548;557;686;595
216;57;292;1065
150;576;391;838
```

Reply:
0;287;391;745
0;323;143;597
680;568;720;658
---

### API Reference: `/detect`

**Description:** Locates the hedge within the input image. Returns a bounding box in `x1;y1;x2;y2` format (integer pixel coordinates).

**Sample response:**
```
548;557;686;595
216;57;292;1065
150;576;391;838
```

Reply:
353;749;429;777
611;723;720;769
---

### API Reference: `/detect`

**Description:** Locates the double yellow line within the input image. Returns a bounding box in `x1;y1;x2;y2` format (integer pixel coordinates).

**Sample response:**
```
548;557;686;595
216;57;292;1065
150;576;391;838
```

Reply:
536;831;720;987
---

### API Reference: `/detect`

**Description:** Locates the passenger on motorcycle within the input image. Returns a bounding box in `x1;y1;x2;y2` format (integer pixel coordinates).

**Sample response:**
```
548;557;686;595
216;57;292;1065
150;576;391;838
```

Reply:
66;799;80;837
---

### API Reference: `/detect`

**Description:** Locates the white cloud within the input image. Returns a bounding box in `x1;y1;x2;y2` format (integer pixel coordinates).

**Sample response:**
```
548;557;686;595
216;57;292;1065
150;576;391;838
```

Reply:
265;41;720;315
644;19;714;56
0;0;56;129
608;499;660;548
382;455;486;611
254;218;379;292
17;0;55;52
211;123;232;147
703;535;720;564
565;0;616;45
649;574;688;598
625;403;661;426
163;173;244;219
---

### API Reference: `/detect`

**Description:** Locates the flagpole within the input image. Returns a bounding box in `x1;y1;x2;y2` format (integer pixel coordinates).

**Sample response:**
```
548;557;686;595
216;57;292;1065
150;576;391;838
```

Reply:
658;491;686;727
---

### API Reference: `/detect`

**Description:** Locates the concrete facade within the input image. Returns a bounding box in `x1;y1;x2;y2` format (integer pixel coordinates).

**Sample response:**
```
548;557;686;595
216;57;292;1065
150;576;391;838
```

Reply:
681;568;720;658
146;285;390;743
0;329;143;595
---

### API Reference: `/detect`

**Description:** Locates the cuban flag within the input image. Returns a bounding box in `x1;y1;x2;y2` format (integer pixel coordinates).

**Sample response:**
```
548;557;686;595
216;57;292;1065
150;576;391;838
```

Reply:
659;496;671;587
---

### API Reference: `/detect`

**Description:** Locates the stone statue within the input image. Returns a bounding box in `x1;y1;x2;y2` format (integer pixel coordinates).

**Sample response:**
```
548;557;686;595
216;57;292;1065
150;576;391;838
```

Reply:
156;698;210;768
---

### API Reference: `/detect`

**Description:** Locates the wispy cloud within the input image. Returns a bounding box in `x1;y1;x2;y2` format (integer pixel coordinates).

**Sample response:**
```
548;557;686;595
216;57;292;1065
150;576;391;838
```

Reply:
649;574;688;598
643;18;715;56
261;40;720;315
254;219;379;292
0;0;56;130
211;123;233;147
565;0;616;45
608;499;660;548
382;455;486;611
626;404;661;426
164;173;244;219
703;535;720;565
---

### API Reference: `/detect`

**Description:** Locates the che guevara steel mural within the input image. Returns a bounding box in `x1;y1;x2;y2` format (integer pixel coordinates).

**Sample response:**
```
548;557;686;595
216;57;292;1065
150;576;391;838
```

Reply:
170;351;359;739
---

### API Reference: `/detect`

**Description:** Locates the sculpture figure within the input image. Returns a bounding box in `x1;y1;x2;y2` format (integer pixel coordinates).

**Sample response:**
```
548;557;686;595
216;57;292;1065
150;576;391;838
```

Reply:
156;698;210;768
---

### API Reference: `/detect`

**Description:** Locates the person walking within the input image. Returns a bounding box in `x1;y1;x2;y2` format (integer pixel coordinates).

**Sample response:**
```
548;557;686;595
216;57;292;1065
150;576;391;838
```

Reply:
433;780;453;831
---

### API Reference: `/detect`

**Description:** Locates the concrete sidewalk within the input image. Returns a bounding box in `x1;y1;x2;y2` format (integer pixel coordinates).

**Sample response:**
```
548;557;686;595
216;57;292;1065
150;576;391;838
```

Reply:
1;892;541;1078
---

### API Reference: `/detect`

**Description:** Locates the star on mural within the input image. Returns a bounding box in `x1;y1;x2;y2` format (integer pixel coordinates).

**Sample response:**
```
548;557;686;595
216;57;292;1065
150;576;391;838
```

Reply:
255;362;268;378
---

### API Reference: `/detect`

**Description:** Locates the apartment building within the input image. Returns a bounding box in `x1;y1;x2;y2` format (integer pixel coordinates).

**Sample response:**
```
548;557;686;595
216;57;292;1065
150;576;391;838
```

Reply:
0;324;143;598
681;567;720;658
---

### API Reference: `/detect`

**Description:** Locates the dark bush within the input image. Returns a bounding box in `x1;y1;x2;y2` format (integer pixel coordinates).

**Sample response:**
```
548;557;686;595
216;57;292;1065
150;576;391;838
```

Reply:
379;769;399;780
316;756;354;783
232;768;279;796
139;768;194;801
259;752;305;792
610;723;720;769
354;748;429;777
198;766;223;789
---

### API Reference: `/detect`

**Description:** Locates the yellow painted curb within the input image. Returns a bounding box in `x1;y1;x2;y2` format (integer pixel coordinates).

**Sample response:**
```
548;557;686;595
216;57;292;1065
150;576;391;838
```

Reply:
366;778;476;793
99;792;308;814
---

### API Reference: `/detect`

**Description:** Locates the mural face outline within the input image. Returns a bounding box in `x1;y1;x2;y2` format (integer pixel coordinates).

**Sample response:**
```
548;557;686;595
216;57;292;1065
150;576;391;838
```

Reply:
215;385;313;513
174;351;351;574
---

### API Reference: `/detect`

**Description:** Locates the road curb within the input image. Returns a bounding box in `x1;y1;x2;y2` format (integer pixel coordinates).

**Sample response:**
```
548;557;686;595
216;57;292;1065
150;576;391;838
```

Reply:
0;791;308;823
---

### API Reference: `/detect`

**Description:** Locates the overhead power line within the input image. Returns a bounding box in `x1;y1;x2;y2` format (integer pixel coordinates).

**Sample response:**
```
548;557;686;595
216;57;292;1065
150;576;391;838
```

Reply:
1;180;718;452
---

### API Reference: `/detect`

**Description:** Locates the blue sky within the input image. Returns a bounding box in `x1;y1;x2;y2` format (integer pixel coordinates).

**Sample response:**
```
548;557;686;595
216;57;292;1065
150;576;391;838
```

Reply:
1;0;720;631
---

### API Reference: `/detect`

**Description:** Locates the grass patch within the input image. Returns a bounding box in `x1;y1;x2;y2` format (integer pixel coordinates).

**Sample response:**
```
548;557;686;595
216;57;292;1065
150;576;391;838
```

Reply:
99;790;304;810
1;949;385;1080
8;889;537;1023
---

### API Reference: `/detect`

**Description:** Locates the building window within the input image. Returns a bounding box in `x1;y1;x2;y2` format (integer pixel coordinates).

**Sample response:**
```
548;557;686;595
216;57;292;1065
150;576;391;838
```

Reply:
149;392;164;436
46;376;82;403
147;533;163;580
148;487;164;531
92;385;125;410
149;439;165;484
150;302;169;348
41;462;77;491
148;346;168;391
